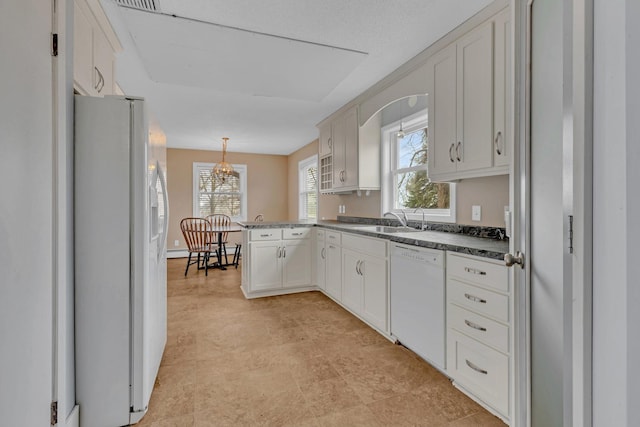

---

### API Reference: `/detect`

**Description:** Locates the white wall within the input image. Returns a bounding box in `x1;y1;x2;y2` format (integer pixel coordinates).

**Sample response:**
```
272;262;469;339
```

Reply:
592;0;638;425
0;1;55;425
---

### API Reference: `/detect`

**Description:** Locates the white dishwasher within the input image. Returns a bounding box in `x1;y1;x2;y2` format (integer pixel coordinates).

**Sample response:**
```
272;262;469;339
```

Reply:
390;243;445;370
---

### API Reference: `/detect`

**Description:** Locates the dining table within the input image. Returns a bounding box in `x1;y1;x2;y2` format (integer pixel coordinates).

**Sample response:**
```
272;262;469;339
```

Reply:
208;224;244;270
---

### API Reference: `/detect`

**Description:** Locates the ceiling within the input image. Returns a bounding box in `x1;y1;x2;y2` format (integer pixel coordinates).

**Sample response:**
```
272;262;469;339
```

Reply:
101;0;493;155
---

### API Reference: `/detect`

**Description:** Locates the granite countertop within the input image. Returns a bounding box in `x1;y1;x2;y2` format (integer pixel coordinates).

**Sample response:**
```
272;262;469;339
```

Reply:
237;219;509;261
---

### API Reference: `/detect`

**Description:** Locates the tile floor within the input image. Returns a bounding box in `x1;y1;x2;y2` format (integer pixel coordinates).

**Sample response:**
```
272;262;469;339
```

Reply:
137;258;506;426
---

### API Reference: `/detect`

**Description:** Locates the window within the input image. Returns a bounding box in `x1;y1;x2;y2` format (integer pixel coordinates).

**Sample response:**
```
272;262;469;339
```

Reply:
381;110;456;223
298;155;318;220
193;162;247;221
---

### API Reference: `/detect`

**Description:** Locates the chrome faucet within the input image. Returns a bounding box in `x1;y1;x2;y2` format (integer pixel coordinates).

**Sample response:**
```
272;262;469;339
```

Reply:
383;211;408;228
414;208;428;230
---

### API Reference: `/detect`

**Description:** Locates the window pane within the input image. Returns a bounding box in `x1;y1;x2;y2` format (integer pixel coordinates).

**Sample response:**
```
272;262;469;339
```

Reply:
198;193;241;217
397;129;427;169
306;166;317;191
396;170;450;209
305;191;317;219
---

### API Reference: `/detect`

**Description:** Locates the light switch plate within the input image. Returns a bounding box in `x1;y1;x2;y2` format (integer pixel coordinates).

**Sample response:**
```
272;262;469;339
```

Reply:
472;205;482;221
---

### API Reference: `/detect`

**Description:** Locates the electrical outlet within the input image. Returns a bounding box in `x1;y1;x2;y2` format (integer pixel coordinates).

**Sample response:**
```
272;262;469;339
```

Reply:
174;240;179;247
472;205;482;221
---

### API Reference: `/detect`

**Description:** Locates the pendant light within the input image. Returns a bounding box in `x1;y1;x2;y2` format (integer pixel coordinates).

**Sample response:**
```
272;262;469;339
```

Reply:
213;137;235;180
397;122;405;138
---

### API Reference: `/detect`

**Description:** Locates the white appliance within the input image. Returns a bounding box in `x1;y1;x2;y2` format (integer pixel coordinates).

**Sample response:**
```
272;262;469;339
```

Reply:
390;243;445;370
74;95;169;426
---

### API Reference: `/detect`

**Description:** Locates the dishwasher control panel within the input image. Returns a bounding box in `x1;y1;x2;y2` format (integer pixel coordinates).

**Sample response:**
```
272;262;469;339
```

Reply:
392;244;443;265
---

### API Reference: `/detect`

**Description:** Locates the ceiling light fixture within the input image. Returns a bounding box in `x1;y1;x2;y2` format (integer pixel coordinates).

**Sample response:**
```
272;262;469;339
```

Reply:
397;122;405;138
213;137;237;180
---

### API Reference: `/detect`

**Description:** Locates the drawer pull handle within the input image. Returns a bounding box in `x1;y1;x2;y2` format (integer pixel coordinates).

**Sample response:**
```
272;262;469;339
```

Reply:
464;319;487;331
260;234;271;237
466;359;488;375
292;232;302;236
464;267;487;276
464;293;487;304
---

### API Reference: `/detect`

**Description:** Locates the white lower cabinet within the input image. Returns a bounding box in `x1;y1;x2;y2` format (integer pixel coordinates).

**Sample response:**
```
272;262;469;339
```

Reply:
315;229;326;291
340;233;389;333
324;233;342;300
243;228;312;297
446;252;511;422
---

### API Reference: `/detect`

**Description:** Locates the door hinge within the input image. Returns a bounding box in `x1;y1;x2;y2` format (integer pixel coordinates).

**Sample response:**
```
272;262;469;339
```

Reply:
50;401;58;425
51;33;58;57
568;215;574;254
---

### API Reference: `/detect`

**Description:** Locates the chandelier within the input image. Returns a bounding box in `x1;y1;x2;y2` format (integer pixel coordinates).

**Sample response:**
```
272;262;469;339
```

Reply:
213;137;236;179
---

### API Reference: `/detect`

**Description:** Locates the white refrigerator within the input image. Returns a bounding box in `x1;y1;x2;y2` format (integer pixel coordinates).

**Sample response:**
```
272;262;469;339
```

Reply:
74;95;169;426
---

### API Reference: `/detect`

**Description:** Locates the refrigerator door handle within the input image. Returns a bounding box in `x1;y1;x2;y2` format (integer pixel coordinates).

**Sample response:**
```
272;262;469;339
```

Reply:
157;162;169;259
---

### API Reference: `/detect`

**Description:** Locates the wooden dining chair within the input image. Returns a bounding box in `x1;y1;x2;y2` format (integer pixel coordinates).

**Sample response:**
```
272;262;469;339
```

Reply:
180;217;214;276
206;214;232;265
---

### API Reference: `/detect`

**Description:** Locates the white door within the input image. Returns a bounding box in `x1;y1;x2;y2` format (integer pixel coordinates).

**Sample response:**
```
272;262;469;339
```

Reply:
316;240;326;290
341;249;363;313
282;239;311;288
361;255;388;332
325;244;342;300
456;21;494;172
427;44;458;178
512;1;592;426
249;242;282;291
0;1;54;425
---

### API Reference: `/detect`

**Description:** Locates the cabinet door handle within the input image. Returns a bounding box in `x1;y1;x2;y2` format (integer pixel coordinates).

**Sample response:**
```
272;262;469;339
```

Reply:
456;141;462;162
464;266;487;276
464;293;487;304
449;143;455;163
359;260;364;275
277;247;282;258
465;359;488;375
494;131;503;155
355;260;361;275
464;319;487;332
94;67;105;93
328;137;332;149
321;247;325;259
282;247;286;258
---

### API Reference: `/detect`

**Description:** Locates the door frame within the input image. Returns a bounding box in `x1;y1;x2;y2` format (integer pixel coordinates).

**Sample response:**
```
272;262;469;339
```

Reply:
510;0;594;426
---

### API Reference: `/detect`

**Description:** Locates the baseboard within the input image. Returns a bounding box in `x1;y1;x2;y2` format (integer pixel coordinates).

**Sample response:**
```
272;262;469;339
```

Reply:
167;249;189;259
64;405;79;427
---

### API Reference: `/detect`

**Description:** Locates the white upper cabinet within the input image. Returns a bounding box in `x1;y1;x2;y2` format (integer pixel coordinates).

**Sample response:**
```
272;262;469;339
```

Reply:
319;122;332;158
73;0;120;96
493;9;511;168
318;105;381;193
428;13;510;181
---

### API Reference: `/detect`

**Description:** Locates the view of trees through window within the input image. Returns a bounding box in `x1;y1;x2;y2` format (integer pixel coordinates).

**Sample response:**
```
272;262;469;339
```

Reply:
395;128;450;210
198;169;242;217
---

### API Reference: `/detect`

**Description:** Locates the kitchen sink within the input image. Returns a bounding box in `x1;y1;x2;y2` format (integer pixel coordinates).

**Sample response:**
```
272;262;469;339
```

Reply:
354;225;419;233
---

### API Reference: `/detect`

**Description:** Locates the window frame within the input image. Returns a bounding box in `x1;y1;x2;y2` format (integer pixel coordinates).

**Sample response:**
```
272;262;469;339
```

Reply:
298;154;318;220
192;162;248;222
380;110;456;223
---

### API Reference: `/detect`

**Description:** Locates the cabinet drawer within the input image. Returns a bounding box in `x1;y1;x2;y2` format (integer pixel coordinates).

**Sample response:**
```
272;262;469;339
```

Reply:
447;253;508;293
316;229;326;240
283;228;310;239
326;231;342;245
447;329;509;417
449;279;509;322
342;233;387;258
250;229;281;241
448;303;509;353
